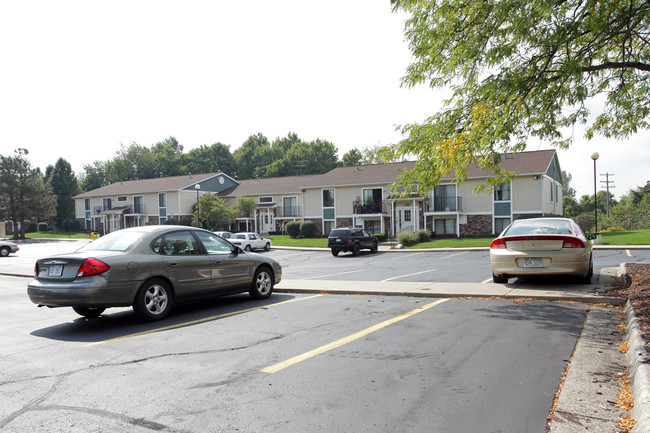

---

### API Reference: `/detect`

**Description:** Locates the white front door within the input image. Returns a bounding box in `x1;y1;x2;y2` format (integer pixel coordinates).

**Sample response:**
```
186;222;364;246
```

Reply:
260;212;273;233
396;207;414;233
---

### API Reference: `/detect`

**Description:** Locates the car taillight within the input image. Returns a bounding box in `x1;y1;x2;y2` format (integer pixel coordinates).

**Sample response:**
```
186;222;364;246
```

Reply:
34;262;39;276
561;237;585;248
77;258;110;277
490;238;507;249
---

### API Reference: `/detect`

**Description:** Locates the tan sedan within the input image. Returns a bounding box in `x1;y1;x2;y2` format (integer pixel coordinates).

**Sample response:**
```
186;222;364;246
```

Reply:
490;217;595;284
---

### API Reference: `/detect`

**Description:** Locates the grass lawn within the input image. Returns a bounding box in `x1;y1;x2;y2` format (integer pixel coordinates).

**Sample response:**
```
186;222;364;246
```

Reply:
600;230;650;245
408;237;494;249
23;231;98;240
265;235;328;248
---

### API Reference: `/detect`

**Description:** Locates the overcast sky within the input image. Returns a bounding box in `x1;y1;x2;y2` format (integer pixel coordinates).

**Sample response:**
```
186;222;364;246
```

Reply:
1;1;647;200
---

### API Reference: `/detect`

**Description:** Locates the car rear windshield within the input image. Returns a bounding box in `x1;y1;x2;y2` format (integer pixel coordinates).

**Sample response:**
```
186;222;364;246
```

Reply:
329;230;349;237
80;231;146;252
505;219;573;236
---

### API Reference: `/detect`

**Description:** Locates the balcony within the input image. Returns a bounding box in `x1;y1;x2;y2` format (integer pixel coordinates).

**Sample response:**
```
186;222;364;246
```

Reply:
353;200;387;215
431;196;463;212
276;206;301;218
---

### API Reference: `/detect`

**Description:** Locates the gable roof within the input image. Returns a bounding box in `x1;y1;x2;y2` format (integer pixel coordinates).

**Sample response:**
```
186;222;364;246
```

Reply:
461;149;560;179
74;172;226;198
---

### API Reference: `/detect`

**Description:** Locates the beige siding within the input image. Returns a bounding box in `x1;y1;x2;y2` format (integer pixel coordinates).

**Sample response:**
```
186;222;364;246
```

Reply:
513;177;542;212
303;189;322;217
457;180;492;213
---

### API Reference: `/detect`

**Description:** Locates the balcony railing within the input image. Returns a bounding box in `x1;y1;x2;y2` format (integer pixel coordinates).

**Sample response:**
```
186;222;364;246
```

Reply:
432;196;463;212
276;206;301;218
353;200;387;215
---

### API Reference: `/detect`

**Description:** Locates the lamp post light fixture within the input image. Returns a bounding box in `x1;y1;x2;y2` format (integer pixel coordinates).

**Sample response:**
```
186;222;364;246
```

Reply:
195;184;201;227
591;152;599;235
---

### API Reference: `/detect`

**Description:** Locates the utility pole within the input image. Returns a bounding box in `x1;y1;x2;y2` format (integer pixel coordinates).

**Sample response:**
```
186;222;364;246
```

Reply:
600;173;615;217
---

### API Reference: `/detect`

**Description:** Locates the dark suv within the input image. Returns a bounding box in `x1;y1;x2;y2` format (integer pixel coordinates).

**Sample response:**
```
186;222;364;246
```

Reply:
328;227;378;257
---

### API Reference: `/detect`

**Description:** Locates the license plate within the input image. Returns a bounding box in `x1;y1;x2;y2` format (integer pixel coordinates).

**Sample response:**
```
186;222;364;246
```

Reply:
48;264;63;277
524;258;544;268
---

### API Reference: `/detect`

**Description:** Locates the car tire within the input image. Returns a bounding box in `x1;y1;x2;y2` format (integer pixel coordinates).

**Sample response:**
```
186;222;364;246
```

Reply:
73;306;106;319
250;266;274;299
580;258;594;284
245;245;252;252
0;247;9;257
371;242;378;253
264;242;270;251
352;243;360;256
133;278;174;322
492;273;508;284
331;249;340;257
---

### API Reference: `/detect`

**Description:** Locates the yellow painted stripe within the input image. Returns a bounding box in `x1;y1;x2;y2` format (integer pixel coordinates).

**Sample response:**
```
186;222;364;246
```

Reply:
381;269;436;282
261;298;449;374
84;295;322;347
626;249;632;257
481;278;493;284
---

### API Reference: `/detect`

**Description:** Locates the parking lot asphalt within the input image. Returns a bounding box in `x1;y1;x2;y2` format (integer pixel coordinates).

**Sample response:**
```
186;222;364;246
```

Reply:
1;240;648;431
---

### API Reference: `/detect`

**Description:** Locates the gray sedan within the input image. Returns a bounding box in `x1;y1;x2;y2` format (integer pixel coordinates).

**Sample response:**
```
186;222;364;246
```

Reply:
27;226;282;321
0;240;19;257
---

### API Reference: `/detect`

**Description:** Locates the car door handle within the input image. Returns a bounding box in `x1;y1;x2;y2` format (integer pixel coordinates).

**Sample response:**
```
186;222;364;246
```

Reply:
212;261;222;265
167;262;180;267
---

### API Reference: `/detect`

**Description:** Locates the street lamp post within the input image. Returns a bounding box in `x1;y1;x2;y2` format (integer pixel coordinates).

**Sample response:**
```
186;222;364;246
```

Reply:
591;152;599;235
195;184;201;228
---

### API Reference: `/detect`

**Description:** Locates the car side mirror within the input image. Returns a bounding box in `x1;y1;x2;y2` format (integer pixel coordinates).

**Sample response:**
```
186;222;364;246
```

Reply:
232;246;244;255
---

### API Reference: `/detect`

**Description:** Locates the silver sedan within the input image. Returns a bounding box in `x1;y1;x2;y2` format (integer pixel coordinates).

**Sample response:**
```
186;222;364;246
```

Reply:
490;217;594;284
27;226;282;321
0;240;19;257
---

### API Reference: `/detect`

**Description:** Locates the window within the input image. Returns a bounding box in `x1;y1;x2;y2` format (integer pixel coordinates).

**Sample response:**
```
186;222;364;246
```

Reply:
117;196;127;202
435;218;456;235
364;219;381;234
134;196;144;214
403;209;412;222
84;199;91;211
434;185;458;211
324;220;335;236
194;231;234;254
158;193;167;208
159;193;167;220
494;184;511;201
102;198;112;210
323;189;335;208
495;218;511;235
283;197;298;217
259;197;273;203
163;231;201;256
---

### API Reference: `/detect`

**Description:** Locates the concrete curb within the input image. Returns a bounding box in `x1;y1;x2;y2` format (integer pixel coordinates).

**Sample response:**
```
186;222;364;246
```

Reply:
621;263;650;433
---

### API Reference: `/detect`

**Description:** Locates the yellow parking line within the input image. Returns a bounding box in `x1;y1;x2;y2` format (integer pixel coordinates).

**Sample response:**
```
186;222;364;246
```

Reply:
627;249;632;257
303;270;363;280
84;295;322;347
381;269;436;282
261;298;449;374
481;278;493;284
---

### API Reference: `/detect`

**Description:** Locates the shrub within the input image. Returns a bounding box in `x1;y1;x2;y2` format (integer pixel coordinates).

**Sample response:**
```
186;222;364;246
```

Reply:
300;221;315;238
286;221;301;238
416;229;432;243
374;233;387;242
62;218;79;232
398;232;417;246
37;222;50;232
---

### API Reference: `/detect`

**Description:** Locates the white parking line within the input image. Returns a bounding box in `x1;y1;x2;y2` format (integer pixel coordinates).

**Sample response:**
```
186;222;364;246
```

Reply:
380;269;436;282
303;270;364;280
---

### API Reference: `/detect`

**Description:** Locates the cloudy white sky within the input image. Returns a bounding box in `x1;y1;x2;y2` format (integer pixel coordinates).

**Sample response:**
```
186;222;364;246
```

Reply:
1;1;647;200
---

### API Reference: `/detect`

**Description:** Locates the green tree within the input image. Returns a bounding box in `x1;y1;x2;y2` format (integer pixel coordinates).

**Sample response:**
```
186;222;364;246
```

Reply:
0;149;56;239
184;143;235;175
385;0;650;195
233;133;270;179
198;193;236;230
342;148;363;166
151;136;184;177
80;161;108;192
234;196;257;218
45;158;80;229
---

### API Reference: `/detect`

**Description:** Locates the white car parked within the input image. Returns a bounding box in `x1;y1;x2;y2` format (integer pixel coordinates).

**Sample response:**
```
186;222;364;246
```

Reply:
229;233;271;252
0;240;19;257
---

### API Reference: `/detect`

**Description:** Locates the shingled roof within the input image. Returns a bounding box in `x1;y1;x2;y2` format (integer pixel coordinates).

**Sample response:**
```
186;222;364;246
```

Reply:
74;172;224;198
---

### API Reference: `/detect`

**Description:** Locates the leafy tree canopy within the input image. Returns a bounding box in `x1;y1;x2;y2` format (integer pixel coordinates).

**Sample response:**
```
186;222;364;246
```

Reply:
385;0;650;194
